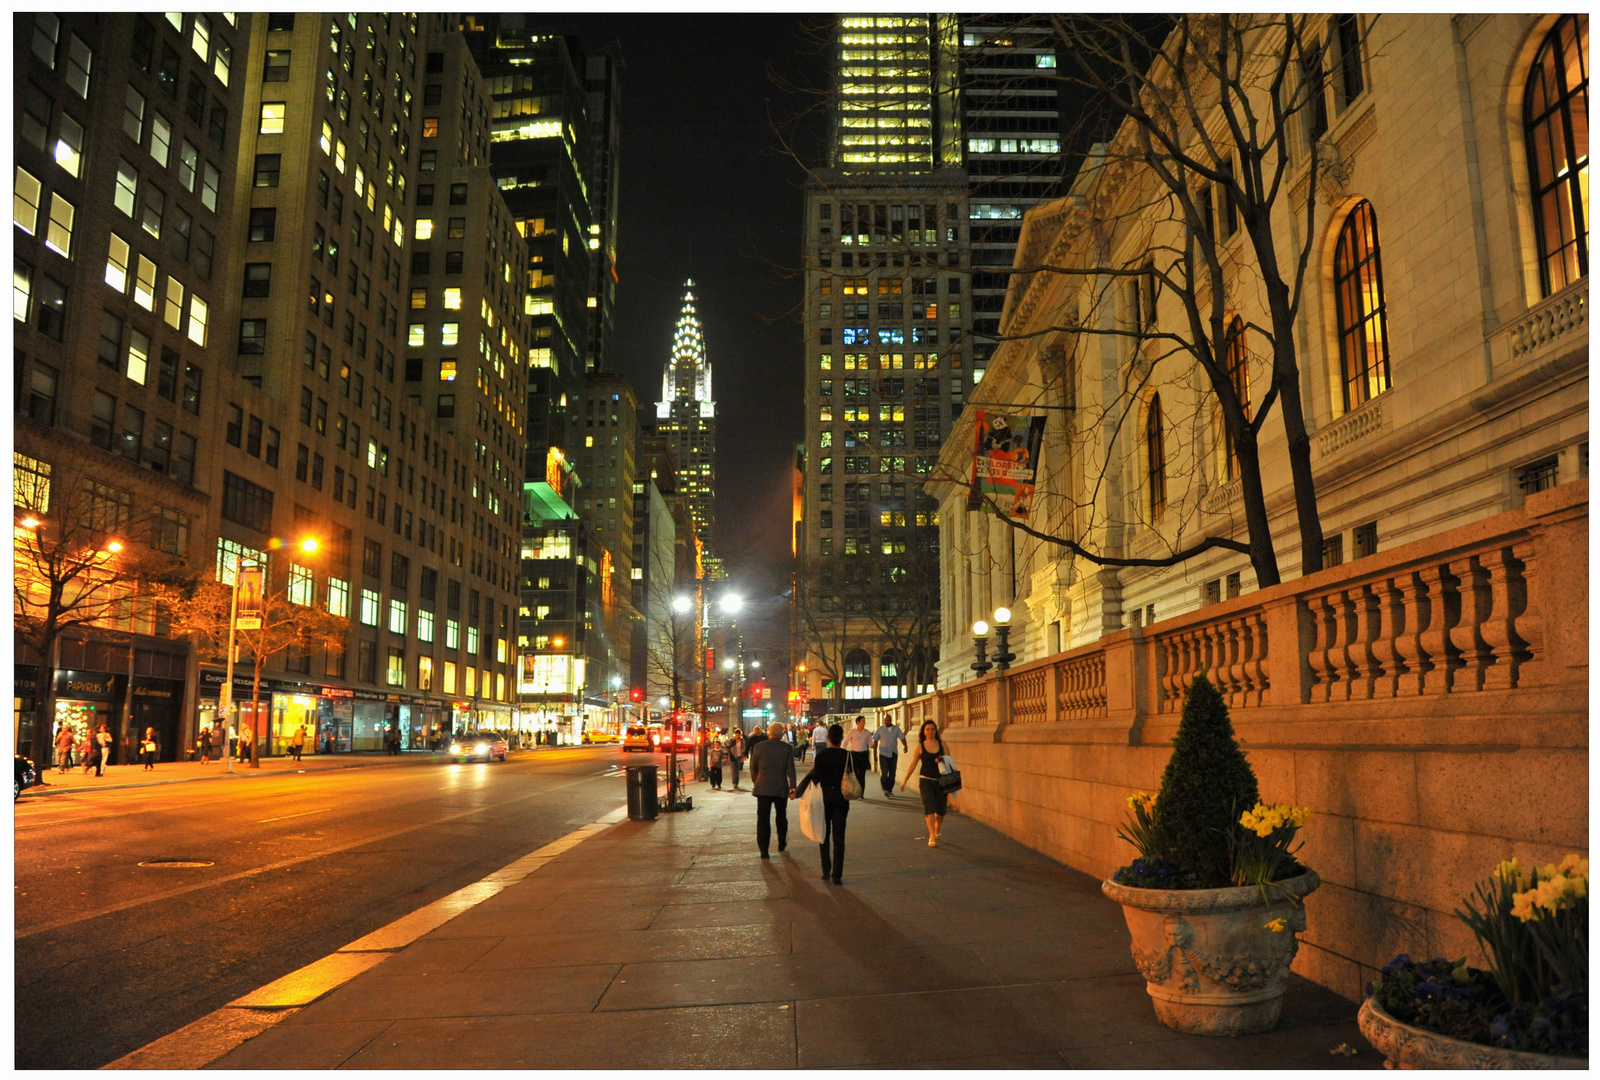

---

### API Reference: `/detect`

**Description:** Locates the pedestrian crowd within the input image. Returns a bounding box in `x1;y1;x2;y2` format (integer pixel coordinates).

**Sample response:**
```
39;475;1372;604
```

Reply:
699;713;955;885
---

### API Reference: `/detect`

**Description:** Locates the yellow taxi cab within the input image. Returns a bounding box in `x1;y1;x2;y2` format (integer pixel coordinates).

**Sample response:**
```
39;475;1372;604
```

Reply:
623;725;653;752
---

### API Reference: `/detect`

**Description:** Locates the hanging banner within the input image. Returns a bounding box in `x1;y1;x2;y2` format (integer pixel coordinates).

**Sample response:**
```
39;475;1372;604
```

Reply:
968;411;1046;519
235;565;265;630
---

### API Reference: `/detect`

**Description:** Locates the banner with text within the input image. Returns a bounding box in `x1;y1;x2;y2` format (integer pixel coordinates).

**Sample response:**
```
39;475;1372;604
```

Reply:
969;411;1046;520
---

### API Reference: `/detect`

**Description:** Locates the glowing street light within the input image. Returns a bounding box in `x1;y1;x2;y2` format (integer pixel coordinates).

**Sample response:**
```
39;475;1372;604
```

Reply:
720;593;744;615
299;537;320;554
106;540;124;553
19;517;40;530
672;595;693;615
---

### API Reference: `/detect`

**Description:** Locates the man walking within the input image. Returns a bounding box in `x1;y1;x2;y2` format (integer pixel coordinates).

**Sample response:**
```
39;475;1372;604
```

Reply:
290;724;306;762
54;724;75;773
873;715;904;797
843;716;872;797
810;719;828;759
748;721;797;858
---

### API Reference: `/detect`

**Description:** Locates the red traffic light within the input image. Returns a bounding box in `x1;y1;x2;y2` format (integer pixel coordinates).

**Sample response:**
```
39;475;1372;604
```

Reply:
629;686;643;702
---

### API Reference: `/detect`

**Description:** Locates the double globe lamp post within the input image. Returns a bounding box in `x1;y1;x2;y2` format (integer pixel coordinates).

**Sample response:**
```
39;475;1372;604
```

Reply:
969;606;1017;677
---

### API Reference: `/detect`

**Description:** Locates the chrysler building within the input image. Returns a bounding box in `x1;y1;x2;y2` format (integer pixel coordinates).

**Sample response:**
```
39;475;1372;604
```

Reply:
656;280;718;556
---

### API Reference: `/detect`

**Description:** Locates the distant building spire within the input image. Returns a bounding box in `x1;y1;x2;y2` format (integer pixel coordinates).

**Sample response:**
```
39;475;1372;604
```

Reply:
655;279;717;553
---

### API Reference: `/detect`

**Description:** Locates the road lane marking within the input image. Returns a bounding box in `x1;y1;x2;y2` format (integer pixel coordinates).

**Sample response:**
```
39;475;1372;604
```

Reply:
256;807;332;823
102;803;627;1070
19;773;602;940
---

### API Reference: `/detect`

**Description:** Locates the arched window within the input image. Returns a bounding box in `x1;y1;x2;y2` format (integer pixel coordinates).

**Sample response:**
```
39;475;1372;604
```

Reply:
879;650;902;700
1221;316;1251;479
843;648;873;701
1146;393;1166;520
1525;14;1589;297
1333;200;1392;412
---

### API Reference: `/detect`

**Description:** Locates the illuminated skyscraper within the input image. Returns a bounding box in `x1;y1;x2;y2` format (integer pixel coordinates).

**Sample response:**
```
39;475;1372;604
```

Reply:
832;15;962;173
655;280;717;554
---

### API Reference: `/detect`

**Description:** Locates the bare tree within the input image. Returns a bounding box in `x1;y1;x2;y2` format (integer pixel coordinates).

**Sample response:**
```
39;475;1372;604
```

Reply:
864;538;942;701
13;457;188;764
159;556;348;766
791;556;858;714
641;589;700;806
941;14;1369;587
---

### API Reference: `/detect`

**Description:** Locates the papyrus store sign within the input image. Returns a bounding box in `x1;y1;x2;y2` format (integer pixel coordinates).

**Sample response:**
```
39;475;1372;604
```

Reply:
968;411;1046;519
235;564;265;630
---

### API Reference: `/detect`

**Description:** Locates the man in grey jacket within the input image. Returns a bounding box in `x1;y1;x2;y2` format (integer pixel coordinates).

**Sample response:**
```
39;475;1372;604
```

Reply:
749;721;797;858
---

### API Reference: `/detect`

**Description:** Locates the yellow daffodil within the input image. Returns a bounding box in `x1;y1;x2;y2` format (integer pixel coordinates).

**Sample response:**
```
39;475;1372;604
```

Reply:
1494;858;1525;887
1511;889;1539;921
1557;853;1588;879
1264;917;1288;933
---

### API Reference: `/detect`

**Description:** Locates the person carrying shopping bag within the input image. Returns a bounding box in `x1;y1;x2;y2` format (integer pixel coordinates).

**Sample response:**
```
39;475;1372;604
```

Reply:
139;727;159;771
748;722;797;858
900;720;954;847
793;722;852;884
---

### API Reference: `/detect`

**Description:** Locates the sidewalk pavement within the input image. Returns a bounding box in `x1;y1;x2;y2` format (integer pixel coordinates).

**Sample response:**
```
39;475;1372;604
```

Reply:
201;783;1380;1070
23;750;435;797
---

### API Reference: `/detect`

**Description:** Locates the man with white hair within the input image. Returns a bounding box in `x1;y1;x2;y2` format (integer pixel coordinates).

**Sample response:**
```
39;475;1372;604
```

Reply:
748;720;797;858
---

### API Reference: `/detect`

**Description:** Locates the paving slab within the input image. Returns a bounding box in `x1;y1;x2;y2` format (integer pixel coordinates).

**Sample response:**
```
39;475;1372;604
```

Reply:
207;783;1382;1070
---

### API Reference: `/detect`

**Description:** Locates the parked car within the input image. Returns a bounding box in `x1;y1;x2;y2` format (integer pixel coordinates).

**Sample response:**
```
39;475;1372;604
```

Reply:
444;736;508;763
583;730;620;744
15;754;39;800
623;725;652;752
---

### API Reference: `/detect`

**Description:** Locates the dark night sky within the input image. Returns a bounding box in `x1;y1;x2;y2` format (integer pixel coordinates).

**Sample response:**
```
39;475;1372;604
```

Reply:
540;15;826;667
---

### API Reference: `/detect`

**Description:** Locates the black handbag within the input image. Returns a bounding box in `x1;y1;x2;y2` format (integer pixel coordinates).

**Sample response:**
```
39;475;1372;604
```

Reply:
937;769;962;793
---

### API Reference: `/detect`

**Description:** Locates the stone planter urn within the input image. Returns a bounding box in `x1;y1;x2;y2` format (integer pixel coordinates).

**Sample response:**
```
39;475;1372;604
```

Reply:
1357;997;1588;1069
1102;869;1320;1035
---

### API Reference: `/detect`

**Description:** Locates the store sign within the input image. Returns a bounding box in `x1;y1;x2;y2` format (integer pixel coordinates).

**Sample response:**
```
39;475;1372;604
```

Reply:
236;565;265;630
56;671;116;699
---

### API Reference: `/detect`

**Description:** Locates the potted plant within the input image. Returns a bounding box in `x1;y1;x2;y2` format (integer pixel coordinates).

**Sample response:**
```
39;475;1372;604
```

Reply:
1102;674;1319;1035
1359;855;1588;1068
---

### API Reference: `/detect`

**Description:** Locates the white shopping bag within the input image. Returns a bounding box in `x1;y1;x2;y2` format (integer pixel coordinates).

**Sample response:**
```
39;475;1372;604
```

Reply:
798;784;825;843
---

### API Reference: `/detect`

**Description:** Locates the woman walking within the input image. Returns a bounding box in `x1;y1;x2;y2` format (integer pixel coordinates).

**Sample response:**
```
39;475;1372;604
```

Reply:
900;720;951;847
794;723;850;884
728;729;747;791
198;724;213;765
94;723;113;776
139;727;159;771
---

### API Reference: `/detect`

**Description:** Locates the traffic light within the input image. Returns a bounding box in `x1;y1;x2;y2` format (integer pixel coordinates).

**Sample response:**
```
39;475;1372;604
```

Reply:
629;686;643;703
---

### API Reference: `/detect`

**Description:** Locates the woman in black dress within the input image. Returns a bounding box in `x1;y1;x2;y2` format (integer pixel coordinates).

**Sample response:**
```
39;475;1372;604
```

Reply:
794;722;850;884
899;720;949;847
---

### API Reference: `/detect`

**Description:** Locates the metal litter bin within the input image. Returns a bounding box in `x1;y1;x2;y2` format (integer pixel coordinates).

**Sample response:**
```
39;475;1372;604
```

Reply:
626;763;659;821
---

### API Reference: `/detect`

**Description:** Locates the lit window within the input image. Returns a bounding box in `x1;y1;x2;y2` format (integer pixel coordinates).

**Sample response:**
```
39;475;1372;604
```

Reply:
163;276;184;329
334;139;346;173
287;564;314;606
417;609;434;642
14;168;41;235
186;295;208;346
54;114;84;177
407;323;425;346
414;217;433;239
133;255;157;310
442;287;461;309
14;260;33;323
440;360;457;381
417;655;433;690
446;619;460;649
326;577;350;616
1333;200;1393;411
466;626;479;655
1036;54;1057;68
127;330;150;384
1524;14;1590;297
114;162;138;216
319;120;332;154
388;599;407;635
259;102;286;134
440;322;458;345
150;114;171;167
586;296;597;308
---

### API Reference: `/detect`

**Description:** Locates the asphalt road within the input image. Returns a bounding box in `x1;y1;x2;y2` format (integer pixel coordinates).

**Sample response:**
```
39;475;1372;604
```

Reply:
13;745;654;1070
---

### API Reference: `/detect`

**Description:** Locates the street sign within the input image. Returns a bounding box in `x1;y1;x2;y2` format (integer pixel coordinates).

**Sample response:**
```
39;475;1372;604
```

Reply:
236;565;265;630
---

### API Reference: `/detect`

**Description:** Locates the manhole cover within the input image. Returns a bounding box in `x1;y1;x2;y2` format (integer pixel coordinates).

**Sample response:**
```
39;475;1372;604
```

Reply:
137;860;215;868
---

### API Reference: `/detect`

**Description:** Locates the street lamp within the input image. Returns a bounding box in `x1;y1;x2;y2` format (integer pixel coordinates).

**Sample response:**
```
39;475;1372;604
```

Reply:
970;619;994;677
992;607;1016;672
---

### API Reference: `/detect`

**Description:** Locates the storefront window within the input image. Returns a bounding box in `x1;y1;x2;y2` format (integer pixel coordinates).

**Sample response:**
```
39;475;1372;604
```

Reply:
418;655;434;690
443;659;457;693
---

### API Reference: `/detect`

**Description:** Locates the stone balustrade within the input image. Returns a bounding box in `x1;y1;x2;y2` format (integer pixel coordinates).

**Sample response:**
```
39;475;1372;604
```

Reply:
877;479;1587;1005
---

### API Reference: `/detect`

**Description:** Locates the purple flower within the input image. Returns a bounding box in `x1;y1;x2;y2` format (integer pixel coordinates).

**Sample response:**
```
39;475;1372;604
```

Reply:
1380;954;1412;978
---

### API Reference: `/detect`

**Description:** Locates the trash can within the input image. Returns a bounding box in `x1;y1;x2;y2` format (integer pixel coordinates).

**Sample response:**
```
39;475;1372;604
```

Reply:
626;763;659;821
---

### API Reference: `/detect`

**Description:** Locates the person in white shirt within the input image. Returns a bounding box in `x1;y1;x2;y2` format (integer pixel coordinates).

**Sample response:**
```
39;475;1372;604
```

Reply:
842;716;873;797
873;718;905;797
810;721;829;757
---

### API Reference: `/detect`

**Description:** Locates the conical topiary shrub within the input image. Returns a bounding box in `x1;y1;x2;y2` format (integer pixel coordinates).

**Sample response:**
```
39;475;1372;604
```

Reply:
1152;674;1260;888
